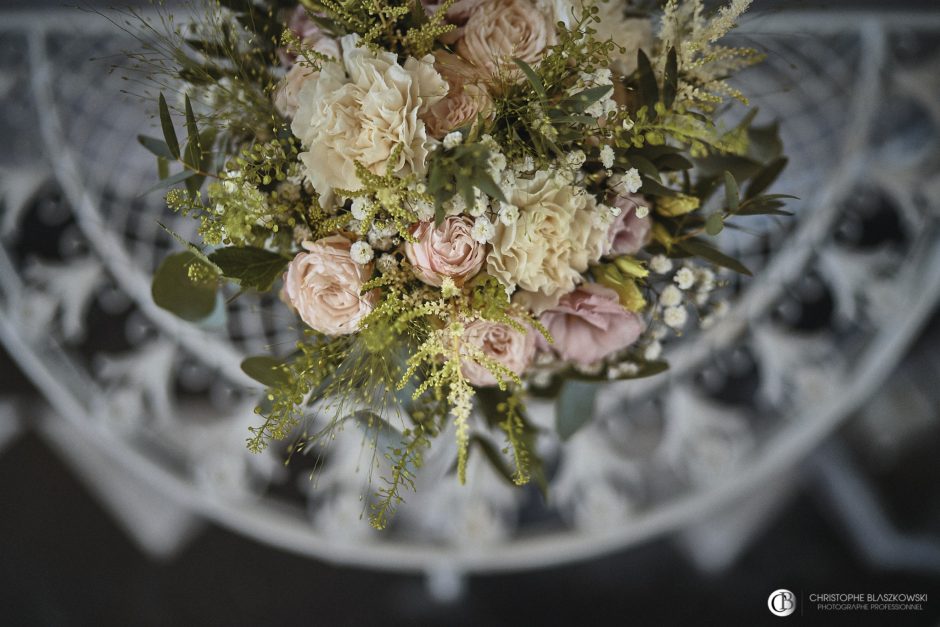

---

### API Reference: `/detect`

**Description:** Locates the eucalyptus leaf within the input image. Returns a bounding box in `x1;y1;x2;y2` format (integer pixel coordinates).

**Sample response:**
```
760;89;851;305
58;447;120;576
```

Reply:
677;239;752;276
636;49;659;112
158;93;180;159
138;135;176;161
241;355;289;387
663;47;678;109
151;252;219;321
208;246;290;291
512;57;546;99
724;171;740;211
745;156;788;199
556;380;598;441
706;213;725;236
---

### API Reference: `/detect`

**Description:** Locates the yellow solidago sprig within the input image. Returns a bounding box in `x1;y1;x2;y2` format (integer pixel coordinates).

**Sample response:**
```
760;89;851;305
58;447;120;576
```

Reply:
305;0;456;57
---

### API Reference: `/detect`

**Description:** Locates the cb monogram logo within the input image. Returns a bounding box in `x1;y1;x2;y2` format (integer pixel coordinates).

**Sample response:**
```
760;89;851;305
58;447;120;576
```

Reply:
768;589;796;617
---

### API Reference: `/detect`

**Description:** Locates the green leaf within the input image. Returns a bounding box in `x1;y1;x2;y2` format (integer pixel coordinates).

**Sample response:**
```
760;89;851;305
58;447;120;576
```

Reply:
471;436;517;488
473;168;507;204
624;153;659;179
677;239;752;276
663;47;678;109
184;94;199;145
705;213;725;236
157;157;169;180
747;122;783;163
241;355;289;387
724;171;740;211
138;135;176;161
140;169;196;196
158;93;180;159
512;57;547;99
637;175;679;197
556;380;598;441
208;246;290;291
636;49;659;112
745;156;788;199
565;84;613;114
151;252;219;321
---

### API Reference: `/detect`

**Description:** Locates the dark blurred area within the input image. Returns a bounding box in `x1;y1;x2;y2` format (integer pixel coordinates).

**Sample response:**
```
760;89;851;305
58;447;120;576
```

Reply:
1;0;940;625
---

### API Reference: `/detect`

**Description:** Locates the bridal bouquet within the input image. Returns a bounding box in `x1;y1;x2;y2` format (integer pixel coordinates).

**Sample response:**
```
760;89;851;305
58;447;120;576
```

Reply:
133;0;790;527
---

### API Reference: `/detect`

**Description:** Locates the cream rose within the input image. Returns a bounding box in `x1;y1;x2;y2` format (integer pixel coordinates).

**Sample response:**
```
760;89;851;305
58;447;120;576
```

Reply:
405;216;486;287
283;235;378;335
487;170;609;312
291;35;448;205
460;319;536;387
455;0;556;81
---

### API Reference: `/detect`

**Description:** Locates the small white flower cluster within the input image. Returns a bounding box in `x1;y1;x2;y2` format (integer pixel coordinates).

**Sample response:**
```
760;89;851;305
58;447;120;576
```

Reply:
350;240;374;265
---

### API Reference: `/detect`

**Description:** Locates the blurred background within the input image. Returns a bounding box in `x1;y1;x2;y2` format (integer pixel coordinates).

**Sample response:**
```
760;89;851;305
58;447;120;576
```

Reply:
1;0;939;625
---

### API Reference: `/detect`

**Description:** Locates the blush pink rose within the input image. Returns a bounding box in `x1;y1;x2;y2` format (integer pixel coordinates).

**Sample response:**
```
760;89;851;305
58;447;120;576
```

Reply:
607;193;652;256
283;235;378;335
455;0;555;81
278;7;340;66
461;319;536;387
537;283;644;365
404;216;486;287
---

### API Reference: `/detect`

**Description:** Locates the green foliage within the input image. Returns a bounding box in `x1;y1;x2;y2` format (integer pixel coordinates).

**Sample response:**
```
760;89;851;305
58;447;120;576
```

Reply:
151;251;219;321
208;246;290;291
303;0;456;57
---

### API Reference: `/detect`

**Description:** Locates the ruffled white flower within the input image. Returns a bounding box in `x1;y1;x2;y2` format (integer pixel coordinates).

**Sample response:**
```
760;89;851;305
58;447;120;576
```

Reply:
350;240;374;264
413;198;436;221
497;202;519;226
488;170;609;311
663;305;688;329
644;340;663;361
649;254;673;274
350;197;369;220
443;131;464;149
376;253;398;273
674;267;696;290
617;168;643;194
634;204;649;219
291;35;448;205
660;284;682;307
600;145;615;169
471;215;496;243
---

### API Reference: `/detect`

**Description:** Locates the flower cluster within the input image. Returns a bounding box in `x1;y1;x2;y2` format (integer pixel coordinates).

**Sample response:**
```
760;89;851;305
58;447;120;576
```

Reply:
139;0;789;527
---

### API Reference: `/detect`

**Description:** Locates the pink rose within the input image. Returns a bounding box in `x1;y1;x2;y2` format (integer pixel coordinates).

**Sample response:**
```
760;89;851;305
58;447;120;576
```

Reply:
283;235;378;335
278;6;340;66
425;53;492;138
607;193;651;256
404;217;486;287
455;0;555;81
537;283;644;365
461;319;536;387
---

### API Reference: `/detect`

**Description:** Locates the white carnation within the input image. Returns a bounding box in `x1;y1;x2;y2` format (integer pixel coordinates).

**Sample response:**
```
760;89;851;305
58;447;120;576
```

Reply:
291;35;448;205
487;170;609;312
660;284;682;307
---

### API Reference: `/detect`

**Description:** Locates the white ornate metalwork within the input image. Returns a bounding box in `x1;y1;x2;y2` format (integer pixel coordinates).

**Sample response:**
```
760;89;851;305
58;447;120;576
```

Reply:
1;9;939;576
